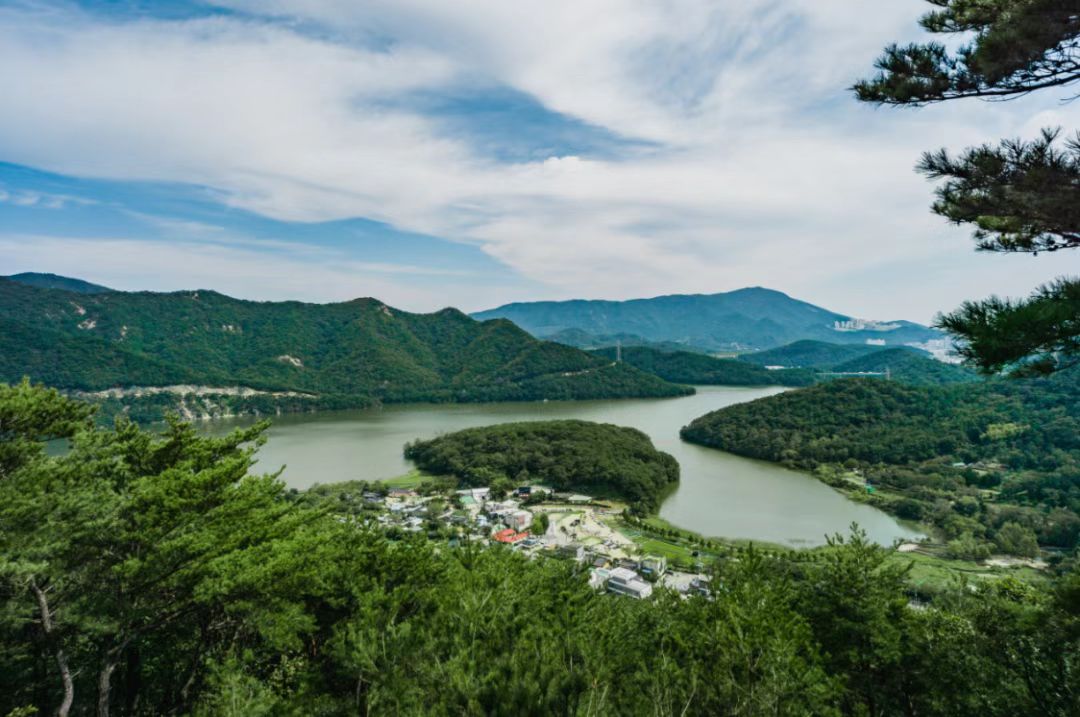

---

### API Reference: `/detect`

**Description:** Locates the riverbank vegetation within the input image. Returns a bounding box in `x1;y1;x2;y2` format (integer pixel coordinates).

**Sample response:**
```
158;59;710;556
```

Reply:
3;381;1079;716
404;420;679;513
681;370;1080;554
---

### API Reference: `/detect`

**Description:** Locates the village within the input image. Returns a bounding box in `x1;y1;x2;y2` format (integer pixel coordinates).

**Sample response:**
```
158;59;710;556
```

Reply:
336;480;713;600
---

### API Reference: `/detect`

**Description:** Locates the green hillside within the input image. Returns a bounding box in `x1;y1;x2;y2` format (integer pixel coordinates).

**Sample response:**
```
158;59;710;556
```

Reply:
589;345;816;386
830;348;978;385
0;279;691;418
473;288;942;351
681;371;1080;549
739;339;891;367
545;327;711;354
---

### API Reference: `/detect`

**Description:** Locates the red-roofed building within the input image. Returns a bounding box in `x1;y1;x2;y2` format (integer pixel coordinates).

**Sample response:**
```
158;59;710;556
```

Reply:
493;528;529;544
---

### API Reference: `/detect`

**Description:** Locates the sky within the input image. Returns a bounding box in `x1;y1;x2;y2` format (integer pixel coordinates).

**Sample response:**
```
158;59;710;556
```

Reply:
1;0;1078;322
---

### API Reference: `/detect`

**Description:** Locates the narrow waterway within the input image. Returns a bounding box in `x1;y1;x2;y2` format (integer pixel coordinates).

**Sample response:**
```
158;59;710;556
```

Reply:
208;386;922;546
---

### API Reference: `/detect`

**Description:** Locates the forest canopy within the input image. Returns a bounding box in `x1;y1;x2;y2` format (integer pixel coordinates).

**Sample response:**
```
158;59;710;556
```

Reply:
2;381;1079;716
681;370;1080;550
404;420;679;512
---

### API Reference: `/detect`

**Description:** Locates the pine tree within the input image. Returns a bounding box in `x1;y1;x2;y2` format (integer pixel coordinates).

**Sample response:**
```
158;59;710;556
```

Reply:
855;0;1080;375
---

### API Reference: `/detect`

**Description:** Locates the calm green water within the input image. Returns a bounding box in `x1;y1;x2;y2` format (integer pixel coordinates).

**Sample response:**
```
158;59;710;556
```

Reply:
209;386;922;547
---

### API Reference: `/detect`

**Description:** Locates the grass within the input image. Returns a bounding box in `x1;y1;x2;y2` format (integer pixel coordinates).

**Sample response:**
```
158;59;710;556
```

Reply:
887;550;1049;594
381;469;449;488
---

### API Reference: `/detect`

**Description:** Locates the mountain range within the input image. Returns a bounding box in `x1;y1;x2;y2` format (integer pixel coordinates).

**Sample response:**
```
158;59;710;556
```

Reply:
472;287;943;352
0;276;689;419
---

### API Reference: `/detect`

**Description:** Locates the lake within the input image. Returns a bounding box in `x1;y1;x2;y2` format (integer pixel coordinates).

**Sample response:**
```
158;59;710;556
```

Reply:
209;386;922;547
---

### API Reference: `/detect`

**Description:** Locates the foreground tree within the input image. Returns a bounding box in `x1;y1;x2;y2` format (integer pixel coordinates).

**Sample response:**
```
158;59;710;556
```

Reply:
855;0;1080;375
4;380;1080;715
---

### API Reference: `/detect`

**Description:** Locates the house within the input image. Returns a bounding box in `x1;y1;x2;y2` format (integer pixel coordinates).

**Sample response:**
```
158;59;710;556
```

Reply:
567;494;592;505
589;568;610;590
606;567;653;600
506;509;533;532
457;487;491;502
493;528;529;544
641;555;667;577
688;577;712;597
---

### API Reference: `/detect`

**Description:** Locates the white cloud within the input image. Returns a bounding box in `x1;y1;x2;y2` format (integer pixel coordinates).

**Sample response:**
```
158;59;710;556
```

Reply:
1;0;1078;321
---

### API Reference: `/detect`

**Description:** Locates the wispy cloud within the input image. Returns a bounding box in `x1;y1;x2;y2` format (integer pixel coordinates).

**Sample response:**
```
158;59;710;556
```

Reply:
1;0;1078;320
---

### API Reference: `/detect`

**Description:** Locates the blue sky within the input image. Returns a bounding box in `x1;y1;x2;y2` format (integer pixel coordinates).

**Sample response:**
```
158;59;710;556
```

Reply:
1;0;1078;320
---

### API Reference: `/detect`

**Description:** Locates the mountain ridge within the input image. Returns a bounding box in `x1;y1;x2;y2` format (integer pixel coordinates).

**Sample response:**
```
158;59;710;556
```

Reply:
473;288;942;352
0;278;691;419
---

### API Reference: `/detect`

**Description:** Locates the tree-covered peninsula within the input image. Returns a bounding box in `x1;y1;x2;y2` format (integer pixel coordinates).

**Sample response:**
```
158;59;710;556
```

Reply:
682;371;1080;554
404;419;679;512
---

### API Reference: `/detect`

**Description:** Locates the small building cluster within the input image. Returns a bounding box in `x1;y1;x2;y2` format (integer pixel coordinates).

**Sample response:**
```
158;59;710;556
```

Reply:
342;480;710;602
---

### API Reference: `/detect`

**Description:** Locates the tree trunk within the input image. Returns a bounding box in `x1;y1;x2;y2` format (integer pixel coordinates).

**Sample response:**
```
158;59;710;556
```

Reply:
30;581;74;717
97;658;117;717
97;637;132;717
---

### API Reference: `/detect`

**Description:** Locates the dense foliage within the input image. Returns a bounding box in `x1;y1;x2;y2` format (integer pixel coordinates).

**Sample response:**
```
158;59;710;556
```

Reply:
589;346;816;386
543;327;711;354
0;279;690;419
405;420;679;512
682;371;1080;550
829;348;979;386
739;340;976;386
856;0;1080;374
473;287;940;352
739;340;892;368
2;382;1079;716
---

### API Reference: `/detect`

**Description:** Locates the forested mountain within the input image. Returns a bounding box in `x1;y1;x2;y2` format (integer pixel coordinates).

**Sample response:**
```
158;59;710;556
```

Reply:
739;339;899;367
0;278;690;417
590;346;816;387
829;348;978;386
579;343;971;389
473;288;942;351
5;271;112;294
682;371;1080;551
545;327;711;354
735;340;975;386
405;420;679;512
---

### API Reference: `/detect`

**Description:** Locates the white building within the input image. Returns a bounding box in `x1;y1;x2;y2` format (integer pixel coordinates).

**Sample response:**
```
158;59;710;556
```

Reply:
606;567;653;600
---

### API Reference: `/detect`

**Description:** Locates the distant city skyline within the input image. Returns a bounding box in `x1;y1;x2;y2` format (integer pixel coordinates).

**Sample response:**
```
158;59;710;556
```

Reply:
1;0;1078;323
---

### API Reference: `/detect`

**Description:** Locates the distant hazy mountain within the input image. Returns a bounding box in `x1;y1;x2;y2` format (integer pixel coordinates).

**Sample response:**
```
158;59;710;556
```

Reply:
5;272;113;294
0;278;690;419
472;288;942;351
